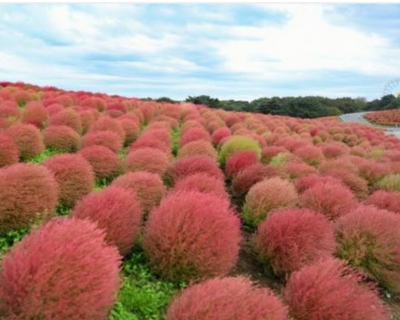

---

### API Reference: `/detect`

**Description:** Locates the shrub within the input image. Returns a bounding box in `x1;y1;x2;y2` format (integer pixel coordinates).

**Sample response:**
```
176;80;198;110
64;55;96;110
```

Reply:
0;217;121;320
129;137;171;154
82;130;123;154
125;148;170;175
89;116;126;141
299;180;357;220
211;127;231;147
111;172;166;214
42;154;94;208
143;191;241;282
79;145;121;181
219;135;262;166
285;160;318;180
42;125;81;153
255;209;335;276
5;123;45;161
21;101;48;128
243;177;298;227
320;141;350;159
71;186;141;256
178;127;211;148
80;109;98;134
48;108;82;134
366;190;400;214
294;174;342;193
284;258;390;320
139;128;172;150
166;277;288;320
293;144;324;167
336;205;400;293
0;133;19;167
119;118;139;145
376;174;400;192
170;173;228;199
177;140;217;160
225;151;259;178
232;163;279;197
261;146;287;163
44;103;64;116
0;163;58;234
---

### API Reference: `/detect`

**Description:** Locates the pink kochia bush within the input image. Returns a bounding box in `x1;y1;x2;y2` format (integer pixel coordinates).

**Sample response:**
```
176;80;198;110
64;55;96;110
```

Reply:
177;140;218;160
365;190;400;214
284;258;390;320
243;177;298;227
336;205;400;293
42;125;81;152
255;209;336;276
0;163;58;234
299;180;357;220
125;148;170;175
0;133;19;167
21;101;48;128
0;217;121;320
166;277;288;320
111;172;166;214
71;186;142;256
225;150;259;178
82;130;123;154
5;123;45;161
42;154;95;208
143;191;241;282
79;145;121;181
48;108;82;133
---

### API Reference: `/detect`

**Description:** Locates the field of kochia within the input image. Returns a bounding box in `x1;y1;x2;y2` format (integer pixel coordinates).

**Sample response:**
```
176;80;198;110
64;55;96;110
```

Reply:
1;81;400;319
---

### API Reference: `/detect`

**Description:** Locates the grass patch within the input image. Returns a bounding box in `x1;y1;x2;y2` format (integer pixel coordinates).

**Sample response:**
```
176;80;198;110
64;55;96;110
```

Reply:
171;127;181;157
0;227;30;262
29;148;62;164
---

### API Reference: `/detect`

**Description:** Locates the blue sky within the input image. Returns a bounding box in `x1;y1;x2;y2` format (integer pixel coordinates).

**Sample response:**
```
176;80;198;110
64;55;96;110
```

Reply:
1;3;400;101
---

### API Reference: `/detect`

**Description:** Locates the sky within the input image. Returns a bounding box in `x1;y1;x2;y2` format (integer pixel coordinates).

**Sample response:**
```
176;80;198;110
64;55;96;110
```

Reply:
0;3;400;101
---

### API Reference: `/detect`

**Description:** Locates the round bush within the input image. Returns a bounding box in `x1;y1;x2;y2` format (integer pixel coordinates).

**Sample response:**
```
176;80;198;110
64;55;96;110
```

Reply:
0;133;19;167
166;277;288;320
170;173;228;199
165;155;223;186
111;172;166;214
79;145;121;181
5;123;45;161
299;180;357;220
255;208;335;276
293;144;324;167
71;186;142;256
336;205;400;293
177;140;217;160
125;148;170;175
243;177;298;227
178;127;211;148
129;137;171;154
366;190;400;214
49;108;82;134
42;125;81;153
21;101;48;128
376;174;400;192
219;135;262;166
0;217;121;320
284;258;390;320
89;116;125;141
82;130;123;154
143;191;241;282
42;154;95;208
211;127;231;147
119;118;139;145
225;151;259;178
0;163;58;234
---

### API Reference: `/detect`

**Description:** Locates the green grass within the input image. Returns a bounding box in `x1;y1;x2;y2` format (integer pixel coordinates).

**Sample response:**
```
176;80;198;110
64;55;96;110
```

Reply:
171;127;181;157
29;148;62;164
0;227;30;262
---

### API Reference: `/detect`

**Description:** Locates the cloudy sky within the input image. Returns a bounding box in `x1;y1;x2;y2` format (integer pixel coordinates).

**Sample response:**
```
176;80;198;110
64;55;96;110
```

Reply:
1;3;400;101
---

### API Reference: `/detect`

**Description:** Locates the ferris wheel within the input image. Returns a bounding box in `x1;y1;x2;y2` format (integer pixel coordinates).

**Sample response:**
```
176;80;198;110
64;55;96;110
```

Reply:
383;78;400;97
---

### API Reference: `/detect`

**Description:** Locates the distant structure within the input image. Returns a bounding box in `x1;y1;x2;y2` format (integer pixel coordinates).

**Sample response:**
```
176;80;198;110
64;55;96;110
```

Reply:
383;78;400;97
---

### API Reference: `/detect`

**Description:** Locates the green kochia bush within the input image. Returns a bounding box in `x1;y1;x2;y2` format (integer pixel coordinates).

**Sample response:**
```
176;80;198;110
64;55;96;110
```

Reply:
143;191;241;282
0;217;121;320
218;135;262;167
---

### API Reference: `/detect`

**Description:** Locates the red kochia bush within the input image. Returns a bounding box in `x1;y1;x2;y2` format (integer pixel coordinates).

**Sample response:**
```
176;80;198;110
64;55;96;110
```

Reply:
336;205;400;293
255;209;335;276
111;172;166;214
88;116;126;141
21;101;48;128
82;130;123;154
170;173;229;199
366;190;400;214
0;217;121;320
143;191;241;282
284;258;390;320
71;186;142;256
49;108;82;134
79;145;121;180
125;148;170;175
0;133;19;167
0;163;58;234
211;127;231;147
119;118;139;145
299;180;357;220
42;154;94;208
178;127;211;148
166;277;288;320
42;125;81;153
225;150;259;178
177;140;218;160
165;155;223;186
5;123;45;160
243;177;298;227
